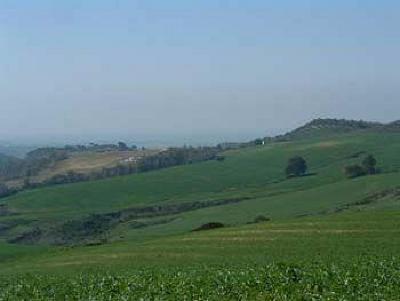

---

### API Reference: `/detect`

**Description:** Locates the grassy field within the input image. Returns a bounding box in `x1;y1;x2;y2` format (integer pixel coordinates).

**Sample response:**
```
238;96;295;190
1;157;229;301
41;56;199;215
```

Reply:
1;210;400;299
2;209;400;272
2;132;400;237
1;131;400;299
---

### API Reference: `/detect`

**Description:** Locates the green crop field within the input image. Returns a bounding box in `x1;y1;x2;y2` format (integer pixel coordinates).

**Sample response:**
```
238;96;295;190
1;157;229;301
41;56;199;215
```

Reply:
1;210;400;300
1;129;400;299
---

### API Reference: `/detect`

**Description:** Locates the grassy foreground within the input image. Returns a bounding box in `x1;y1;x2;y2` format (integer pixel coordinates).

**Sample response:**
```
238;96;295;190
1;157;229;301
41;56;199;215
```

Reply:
1;259;400;300
1;210;400;299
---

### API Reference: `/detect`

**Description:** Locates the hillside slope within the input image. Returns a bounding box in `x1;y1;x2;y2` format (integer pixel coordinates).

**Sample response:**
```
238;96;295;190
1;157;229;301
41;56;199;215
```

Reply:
1;129;400;298
1;131;400;248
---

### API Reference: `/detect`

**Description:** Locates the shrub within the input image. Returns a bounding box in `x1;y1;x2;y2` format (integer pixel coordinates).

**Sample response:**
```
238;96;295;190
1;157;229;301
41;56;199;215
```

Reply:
285;156;307;178
362;154;377;174
254;138;264;145
344;154;378;179
192;222;225;232
344;165;366;178
253;215;270;223
216;155;225;162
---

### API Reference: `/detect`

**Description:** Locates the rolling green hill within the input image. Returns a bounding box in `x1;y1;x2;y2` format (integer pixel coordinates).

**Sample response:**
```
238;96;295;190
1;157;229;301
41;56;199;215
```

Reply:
1;130;400;245
1;124;400;299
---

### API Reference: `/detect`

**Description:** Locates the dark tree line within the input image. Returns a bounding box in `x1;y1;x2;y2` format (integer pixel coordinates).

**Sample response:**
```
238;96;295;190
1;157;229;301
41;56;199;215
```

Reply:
0;141;139;183
64;142;137;153
0;183;16;198
22;147;221;188
24;164;139;188
137;147;219;172
0;148;68;181
0;154;26;180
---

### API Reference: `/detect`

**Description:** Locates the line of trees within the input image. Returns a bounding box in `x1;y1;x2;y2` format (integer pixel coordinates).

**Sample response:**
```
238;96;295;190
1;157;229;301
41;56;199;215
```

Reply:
23;164;139;188
0;148;68;181
0;142;142;191
137;147;219;172
0;183;16;198
22;146;221;188
0;142;141;182
64;142;137;153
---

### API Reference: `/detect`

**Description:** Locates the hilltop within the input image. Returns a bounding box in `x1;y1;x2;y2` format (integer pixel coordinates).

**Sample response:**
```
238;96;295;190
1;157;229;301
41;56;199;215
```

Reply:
265;118;400;142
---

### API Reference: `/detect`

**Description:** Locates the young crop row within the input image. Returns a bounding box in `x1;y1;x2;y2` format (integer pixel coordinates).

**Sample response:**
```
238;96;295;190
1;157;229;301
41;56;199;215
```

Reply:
1;259;399;300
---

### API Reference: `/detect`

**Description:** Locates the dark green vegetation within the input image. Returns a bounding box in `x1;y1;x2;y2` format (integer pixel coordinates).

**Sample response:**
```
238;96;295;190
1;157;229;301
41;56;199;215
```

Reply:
137;146;219;172
285;156;307;178
1;211;400;299
0;153;26;182
344;154;378;178
1;118;400;299
0;148;68;183
2;259;400;300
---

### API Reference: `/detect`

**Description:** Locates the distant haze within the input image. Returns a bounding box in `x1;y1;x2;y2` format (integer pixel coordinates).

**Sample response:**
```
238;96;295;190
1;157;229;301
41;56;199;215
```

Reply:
1;1;399;145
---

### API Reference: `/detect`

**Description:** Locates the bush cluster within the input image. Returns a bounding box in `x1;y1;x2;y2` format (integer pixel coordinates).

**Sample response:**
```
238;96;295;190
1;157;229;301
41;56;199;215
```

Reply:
345;154;378;178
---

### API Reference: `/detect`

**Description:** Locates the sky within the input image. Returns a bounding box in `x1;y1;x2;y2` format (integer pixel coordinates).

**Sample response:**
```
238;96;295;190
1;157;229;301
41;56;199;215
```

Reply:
1;0;400;145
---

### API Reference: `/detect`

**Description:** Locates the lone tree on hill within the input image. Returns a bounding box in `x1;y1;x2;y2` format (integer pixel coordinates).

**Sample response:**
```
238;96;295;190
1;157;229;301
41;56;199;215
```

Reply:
286;156;307;178
254;138;264;145
118;142;129;151
362;154;377;175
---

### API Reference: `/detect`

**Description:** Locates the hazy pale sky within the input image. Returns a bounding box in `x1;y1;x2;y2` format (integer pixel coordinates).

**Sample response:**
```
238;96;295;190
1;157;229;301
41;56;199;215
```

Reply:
1;0;400;143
